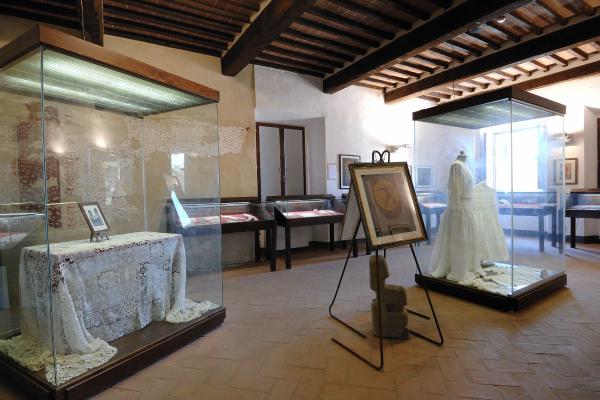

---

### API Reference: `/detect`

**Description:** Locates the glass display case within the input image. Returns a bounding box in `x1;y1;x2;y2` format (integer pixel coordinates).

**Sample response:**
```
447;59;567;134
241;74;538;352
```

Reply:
0;26;223;398
167;198;277;270
268;195;346;269
413;88;566;311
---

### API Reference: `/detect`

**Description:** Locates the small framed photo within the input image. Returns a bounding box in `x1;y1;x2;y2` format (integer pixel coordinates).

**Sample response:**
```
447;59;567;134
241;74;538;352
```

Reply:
79;202;110;241
350;162;427;250
554;158;578;185
415;165;433;188
339;154;360;189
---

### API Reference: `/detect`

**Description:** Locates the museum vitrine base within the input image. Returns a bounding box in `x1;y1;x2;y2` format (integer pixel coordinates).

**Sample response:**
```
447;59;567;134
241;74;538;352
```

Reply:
0;307;225;400
415;273;566;311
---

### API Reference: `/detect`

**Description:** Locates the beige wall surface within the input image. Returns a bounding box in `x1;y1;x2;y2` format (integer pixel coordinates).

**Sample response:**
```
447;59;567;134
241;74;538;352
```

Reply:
0;15;258;198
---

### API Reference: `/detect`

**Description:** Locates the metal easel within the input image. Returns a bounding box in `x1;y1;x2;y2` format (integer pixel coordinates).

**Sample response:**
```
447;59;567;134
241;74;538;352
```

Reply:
328;150;444;371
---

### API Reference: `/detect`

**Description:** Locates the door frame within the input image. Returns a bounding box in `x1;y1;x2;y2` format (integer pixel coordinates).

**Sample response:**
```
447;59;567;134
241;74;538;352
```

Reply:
256;122;307;199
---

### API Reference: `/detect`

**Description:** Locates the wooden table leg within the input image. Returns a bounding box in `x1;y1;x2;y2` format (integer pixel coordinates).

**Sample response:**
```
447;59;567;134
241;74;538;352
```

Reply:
254;230;261;262
270;226;277;271
329;223;335;252
570;217;576;248
285;225;292;269
551;210;557;248
538;215;545;252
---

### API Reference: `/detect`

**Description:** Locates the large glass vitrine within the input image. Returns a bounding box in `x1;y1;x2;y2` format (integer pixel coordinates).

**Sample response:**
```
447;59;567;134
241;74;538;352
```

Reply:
413;88;566;311
0;26;223;398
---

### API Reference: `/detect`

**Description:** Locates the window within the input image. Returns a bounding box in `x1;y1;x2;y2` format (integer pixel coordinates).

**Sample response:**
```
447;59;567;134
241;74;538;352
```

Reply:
485;125;546;192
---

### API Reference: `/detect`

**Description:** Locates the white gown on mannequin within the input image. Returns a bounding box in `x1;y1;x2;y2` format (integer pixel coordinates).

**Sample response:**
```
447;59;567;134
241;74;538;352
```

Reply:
430;160;509;282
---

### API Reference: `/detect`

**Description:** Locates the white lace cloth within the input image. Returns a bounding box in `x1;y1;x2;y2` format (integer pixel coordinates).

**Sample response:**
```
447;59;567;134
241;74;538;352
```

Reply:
459;263;548;296
0;232;219;385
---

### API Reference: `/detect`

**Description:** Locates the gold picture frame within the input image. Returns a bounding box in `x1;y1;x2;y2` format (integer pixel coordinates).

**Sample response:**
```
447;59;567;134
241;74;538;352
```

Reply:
349;162;427;250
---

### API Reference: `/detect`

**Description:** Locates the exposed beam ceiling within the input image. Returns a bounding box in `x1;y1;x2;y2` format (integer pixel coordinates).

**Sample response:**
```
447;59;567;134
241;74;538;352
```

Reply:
221;0;318;76
323;0;529;94
384;13;600;103
77;0;104;45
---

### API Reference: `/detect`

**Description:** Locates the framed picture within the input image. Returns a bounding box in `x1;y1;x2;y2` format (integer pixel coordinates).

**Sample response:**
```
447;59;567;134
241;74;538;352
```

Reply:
339;154;360;189
554;158;578;185
349;162;427;249
415;165;433;188
79;202;110;241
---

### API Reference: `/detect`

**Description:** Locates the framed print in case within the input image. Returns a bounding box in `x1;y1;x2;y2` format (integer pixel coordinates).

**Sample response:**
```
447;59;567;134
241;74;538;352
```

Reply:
554;158;578;185
349;162;427;249
415;165;433;188
79;202;110;241
339;154;360;189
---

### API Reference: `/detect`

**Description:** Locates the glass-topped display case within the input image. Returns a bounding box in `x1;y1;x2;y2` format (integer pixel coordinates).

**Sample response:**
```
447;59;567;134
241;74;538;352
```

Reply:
167;197;277;270
268;195;346;269
413;88;566;311
0;26;223;398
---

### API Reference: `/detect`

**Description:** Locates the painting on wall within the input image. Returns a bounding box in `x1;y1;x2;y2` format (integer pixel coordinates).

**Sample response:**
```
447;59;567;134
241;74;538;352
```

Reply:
349;162;427;249
415;165;433;188
554;158;578;185
339;154;360;189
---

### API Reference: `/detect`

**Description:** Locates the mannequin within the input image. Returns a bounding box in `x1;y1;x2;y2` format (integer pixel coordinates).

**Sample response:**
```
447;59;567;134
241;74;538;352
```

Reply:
430;151;508;282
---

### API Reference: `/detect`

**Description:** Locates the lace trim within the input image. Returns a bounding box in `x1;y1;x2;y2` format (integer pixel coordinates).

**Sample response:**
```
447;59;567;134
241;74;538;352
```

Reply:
166;299;219;323
0;335;117;386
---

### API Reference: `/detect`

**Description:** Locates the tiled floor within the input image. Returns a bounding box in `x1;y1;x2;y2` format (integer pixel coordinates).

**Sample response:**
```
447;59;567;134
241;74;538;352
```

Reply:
1;243;599;399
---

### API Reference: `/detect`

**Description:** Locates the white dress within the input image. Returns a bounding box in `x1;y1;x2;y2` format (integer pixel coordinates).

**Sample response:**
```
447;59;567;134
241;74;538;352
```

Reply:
430;160;509;282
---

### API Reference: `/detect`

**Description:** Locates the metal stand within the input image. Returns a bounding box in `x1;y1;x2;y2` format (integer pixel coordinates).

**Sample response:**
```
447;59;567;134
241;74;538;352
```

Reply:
328;225;444;371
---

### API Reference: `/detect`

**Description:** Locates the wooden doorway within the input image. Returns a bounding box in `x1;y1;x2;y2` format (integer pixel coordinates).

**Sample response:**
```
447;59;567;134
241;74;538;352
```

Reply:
256;122;307;200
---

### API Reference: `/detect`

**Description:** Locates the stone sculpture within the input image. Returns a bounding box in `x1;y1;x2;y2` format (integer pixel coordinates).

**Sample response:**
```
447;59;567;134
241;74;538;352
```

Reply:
370;255;409;339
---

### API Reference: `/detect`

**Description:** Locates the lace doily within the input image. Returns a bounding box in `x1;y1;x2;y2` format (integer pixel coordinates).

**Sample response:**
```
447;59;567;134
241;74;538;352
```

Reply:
166;299;219;323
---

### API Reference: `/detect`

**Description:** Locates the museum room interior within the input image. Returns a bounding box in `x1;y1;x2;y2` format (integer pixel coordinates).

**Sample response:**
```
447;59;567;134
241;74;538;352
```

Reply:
0;0;599;399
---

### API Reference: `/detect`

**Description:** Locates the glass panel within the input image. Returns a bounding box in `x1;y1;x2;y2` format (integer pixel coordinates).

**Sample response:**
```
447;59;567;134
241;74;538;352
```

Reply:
0;45;221;387
283;128;305;195
414;96;565;299
273;198;345;219
0;50;211;116
0;48;57;384
259;126;281;200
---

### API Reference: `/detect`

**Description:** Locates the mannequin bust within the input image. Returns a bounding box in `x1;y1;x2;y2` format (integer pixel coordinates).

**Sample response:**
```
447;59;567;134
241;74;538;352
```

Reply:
456;150;467;162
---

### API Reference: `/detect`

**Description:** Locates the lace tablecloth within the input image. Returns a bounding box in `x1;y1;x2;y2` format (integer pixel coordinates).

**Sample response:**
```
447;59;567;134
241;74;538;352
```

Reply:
0;231;217;384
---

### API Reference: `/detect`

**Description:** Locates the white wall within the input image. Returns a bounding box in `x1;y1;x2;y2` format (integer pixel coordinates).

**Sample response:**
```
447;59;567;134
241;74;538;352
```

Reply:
255;65;432;247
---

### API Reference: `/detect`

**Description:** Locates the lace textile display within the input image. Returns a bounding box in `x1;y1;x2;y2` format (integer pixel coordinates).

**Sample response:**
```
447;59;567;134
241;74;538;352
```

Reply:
0;231;218;384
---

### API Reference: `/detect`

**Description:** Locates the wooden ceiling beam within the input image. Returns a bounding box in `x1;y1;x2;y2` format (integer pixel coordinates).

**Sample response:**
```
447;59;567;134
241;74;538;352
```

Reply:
465;31;500;50
388;66;421;78
327;0;411;30
531;59;551;71
513;65;533;76
509;11;543;34
517;58;600;90
400;60;436;73
77;0;103;45
466;79;489;89
427;0;452;9
324;0;528;93
295;17;380;48
375;72;408;83
377;0;430;20
356;82;384;91
384;14;600;103
263;45;344;68
414;54;450;68
103;10;229;48
570;47;589;60
257;52;334;74
536;0;568;26
455;84;475;92
486;20;521;42
365;76;395;86
446;39;483;56
274;37;354;62
307;8;394;40
419;94;440;102
227;0;260;13
284;29;365;55
222;0;318;76
495;70;518;81
430;46;465;62
0;3;80;28
549;53;570;66
172;0;251;24
104;0;235;41
253;59;324;77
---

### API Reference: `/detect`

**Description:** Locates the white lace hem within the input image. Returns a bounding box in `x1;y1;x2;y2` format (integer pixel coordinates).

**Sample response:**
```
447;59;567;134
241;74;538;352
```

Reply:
0;335;117;386
166;299;220;323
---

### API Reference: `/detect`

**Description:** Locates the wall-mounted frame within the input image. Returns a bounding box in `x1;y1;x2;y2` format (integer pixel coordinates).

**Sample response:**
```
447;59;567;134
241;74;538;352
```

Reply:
415;165;433;188
554;158;578;185
349;162;427;250
339;154;360;189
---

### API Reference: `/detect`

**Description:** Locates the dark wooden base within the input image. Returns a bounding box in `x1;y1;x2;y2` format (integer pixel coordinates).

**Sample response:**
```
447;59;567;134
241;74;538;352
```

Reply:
0;307;226;400
415;274;567;311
